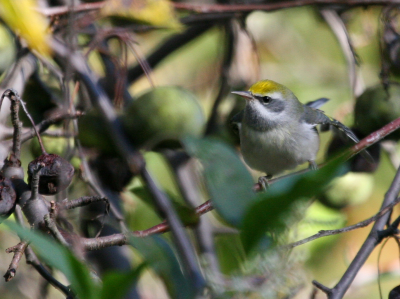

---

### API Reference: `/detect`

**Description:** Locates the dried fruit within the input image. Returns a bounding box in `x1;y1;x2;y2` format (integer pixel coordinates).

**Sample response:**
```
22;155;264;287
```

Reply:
28;154;74;195
0;175;17;219
389;285;400;299
90;155;134;192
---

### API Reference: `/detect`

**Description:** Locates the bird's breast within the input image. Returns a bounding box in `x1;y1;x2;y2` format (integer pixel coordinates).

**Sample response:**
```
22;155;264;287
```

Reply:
240;123;319;175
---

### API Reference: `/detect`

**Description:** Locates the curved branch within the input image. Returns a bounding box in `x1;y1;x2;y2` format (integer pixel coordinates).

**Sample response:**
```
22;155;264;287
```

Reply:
39;0;400;16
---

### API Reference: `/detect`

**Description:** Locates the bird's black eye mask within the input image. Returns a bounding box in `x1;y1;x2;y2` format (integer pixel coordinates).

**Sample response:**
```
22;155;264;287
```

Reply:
254;95;272;105
253;94;286;113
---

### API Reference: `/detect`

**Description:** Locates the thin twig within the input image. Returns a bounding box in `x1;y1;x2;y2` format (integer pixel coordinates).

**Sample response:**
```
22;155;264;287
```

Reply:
285;196;400;249
57;196;110;212
312;280;332;295
12;206;72;297
29;163;44;201
4;241;29;282
319;166;400;299
58;196;110;237
44;214;70;247
17;111;83;145
25;246;73;297
2;89;47;154
81;200;214;250
9;95;22;160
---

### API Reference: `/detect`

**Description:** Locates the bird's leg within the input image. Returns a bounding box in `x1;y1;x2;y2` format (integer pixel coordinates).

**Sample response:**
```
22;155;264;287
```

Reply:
308;160;318;170
258;174;272;191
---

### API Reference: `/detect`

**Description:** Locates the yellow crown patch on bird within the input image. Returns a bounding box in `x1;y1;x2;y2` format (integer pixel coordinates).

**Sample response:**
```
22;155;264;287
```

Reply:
248;79;288;95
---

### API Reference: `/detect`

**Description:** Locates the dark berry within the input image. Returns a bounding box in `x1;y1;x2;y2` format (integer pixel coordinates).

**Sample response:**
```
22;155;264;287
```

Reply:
90;155;134;192
0;175;17;219
28;154;74;195
389;285;400;299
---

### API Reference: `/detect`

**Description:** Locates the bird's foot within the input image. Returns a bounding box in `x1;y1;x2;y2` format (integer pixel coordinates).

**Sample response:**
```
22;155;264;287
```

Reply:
308;160;318;171
258;175;272;191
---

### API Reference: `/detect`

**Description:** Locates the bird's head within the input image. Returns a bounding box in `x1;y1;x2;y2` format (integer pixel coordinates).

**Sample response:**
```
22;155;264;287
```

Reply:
232;80;303;127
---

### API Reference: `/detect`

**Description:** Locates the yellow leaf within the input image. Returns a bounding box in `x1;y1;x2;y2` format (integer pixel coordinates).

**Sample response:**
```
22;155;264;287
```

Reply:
0;0;50;55
101;0;182;30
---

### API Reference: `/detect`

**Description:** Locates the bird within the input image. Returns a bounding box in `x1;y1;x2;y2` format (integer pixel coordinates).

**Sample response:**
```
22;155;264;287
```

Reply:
231;79;372;188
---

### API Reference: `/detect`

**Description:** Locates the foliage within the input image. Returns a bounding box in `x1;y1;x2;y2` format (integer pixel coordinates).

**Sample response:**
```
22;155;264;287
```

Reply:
0;1;399;299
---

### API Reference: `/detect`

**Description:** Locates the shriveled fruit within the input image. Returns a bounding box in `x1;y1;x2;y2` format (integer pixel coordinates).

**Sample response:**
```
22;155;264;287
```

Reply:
28;154;74;195
0;175;17;219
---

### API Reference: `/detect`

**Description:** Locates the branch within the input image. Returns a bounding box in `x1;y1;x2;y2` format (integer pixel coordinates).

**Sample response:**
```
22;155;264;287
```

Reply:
173;0;400;12
285;196;400;249
315;165;400;299
345;117;400;159
44;214;70;247
38;0;400;17
57;196;110;212
81;200;214;250
3;111;84;146
4;241;28;282
12;206;72;297
9;94;22;160
25;246;73;297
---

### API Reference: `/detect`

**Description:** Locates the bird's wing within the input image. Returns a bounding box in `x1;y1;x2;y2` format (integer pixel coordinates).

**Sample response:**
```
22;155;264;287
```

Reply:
302;106;374;163
305;97;330;109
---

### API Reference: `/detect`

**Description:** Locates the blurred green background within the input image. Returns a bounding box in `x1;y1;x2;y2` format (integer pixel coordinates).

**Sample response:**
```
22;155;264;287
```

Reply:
1;4;399;299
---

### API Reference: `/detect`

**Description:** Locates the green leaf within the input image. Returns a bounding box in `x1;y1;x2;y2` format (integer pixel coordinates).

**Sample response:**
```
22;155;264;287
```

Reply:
4;221;100;299
240;158;347;254
100;263;146;299
183;137;256;227
129;235;195;299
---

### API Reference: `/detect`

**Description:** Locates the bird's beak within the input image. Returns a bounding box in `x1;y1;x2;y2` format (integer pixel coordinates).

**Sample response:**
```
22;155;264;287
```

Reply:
231;91;253;100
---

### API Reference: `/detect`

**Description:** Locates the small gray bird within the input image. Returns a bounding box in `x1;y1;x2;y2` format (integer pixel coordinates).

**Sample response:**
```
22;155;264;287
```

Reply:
231;79;372;188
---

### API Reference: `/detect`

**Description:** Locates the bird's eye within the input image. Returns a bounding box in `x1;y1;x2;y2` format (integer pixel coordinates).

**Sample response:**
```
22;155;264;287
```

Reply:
257;96;272;104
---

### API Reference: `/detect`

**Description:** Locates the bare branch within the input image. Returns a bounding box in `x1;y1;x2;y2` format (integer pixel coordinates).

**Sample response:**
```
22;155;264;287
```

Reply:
285;196;400;249
39;0;400;17
44;214;70;247
12;207;72;297
4;241;28;282
319;166;400;299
